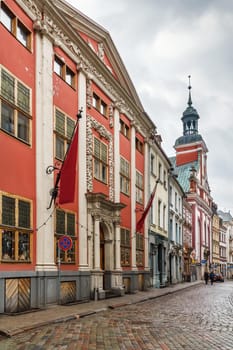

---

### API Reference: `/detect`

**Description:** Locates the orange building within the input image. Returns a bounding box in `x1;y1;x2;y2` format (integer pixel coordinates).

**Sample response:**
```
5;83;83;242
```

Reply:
0;0;158;313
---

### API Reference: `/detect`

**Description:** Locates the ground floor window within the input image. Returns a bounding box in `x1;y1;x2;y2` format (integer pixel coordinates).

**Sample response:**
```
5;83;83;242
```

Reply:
0;193;32;262
120;228;131;266
136;233;144;266
55;209;76;264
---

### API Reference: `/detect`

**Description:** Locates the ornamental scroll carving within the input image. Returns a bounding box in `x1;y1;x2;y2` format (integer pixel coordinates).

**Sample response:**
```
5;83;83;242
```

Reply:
86;115;114;201
86;78;92;109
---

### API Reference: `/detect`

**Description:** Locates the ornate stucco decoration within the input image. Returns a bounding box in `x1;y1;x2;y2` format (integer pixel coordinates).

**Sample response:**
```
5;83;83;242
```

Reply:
86;115;114;201
22;1;140;126
97;42;104;61
108;103;114;128
86;78;92;109
18;0;42;20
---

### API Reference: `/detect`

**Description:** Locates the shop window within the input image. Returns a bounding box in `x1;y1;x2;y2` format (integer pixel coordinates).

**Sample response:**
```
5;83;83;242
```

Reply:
136;171;143;204
55;209;76;264
54;108;75;160
120;228;130;266
120;157;130;195
0;194;32;262
54;56;75;88
0;67;31;144
1;3;32;50
93;137;108;183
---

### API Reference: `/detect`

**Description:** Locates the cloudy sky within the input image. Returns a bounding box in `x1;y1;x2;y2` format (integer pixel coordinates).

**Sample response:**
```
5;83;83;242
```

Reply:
66;0;233;214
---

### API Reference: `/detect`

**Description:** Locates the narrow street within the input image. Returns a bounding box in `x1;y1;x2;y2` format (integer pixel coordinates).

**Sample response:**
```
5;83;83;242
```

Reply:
1;281;233;349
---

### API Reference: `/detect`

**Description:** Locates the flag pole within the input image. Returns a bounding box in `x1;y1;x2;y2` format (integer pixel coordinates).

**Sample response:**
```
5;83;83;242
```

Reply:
46;108;83;209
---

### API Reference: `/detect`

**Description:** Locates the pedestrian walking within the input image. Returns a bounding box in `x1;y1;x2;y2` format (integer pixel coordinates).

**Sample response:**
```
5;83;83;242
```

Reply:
204;271;209;285
209;271;214;285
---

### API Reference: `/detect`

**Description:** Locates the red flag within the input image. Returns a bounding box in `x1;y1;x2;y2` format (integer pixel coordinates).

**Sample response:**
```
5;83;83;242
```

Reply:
136;180;159;232
59;126;78;204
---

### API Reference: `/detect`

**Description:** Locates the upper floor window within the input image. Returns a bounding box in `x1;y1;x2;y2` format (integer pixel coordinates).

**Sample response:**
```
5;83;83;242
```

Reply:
92;93;108;117
54;56;75;88
0;193;32;262
120;119;130;138
136;171;143;204
54;108;75;160
135;137;143;153
1;3;32;50
150;154;155;175
55;209;76;264
163;170;167;189
120;157;130;195
158;162;162;181
0;67;31;144
175;192;178;211
93;137;108;183
158;200;161;227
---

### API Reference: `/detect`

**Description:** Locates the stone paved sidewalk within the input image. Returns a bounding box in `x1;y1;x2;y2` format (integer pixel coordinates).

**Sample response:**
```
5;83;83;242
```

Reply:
0;281;202;337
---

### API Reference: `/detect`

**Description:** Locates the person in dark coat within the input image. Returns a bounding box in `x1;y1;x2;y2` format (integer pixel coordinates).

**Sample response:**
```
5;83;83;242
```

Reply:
209;271;215;285
204;271;209;285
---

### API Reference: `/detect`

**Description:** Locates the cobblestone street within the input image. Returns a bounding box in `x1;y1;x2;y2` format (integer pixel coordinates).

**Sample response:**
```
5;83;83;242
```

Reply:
1;282;233;350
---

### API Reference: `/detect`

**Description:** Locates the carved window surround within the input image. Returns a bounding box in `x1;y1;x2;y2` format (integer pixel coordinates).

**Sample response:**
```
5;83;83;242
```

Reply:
86;115;114;200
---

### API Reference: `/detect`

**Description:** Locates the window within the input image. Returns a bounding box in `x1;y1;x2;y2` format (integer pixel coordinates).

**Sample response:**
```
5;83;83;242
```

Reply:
93;137;108;183
136;171;143;204
120;228;130;266
135;137;143;153
100;101;107;116
158;163;162;181
54;108;75;160
136;233;144;266
55;209;76;263
150;154;155;174
163;170;167;189
1;3;32;50
163;205;166;230
120;157;130;195
0;194;32;262
92;93;108;117
175;192;178;211
120;119;130;138
158;200;161;227
54;56;75;88
0;68;31;143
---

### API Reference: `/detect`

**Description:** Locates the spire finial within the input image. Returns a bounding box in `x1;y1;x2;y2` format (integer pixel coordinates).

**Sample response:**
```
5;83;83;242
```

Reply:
188;75;192;107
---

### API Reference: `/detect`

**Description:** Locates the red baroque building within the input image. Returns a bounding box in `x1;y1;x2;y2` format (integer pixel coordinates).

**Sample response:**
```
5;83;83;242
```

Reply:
0;0;157;313
170;80;213;280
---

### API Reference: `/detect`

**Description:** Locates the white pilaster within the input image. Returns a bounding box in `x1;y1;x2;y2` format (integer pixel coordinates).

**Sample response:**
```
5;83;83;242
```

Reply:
35;32;56;271
94;217;100;269
113;108;120;203
78;69;88;270
130;125;136;268
115;224;121;270
144;141;149;270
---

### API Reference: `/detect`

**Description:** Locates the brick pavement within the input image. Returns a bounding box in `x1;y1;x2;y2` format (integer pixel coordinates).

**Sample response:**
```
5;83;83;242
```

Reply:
0;281;202;337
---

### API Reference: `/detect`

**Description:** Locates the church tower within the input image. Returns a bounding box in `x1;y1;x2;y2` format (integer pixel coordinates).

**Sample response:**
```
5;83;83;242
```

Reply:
174;75;208;167
170;76;213;279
